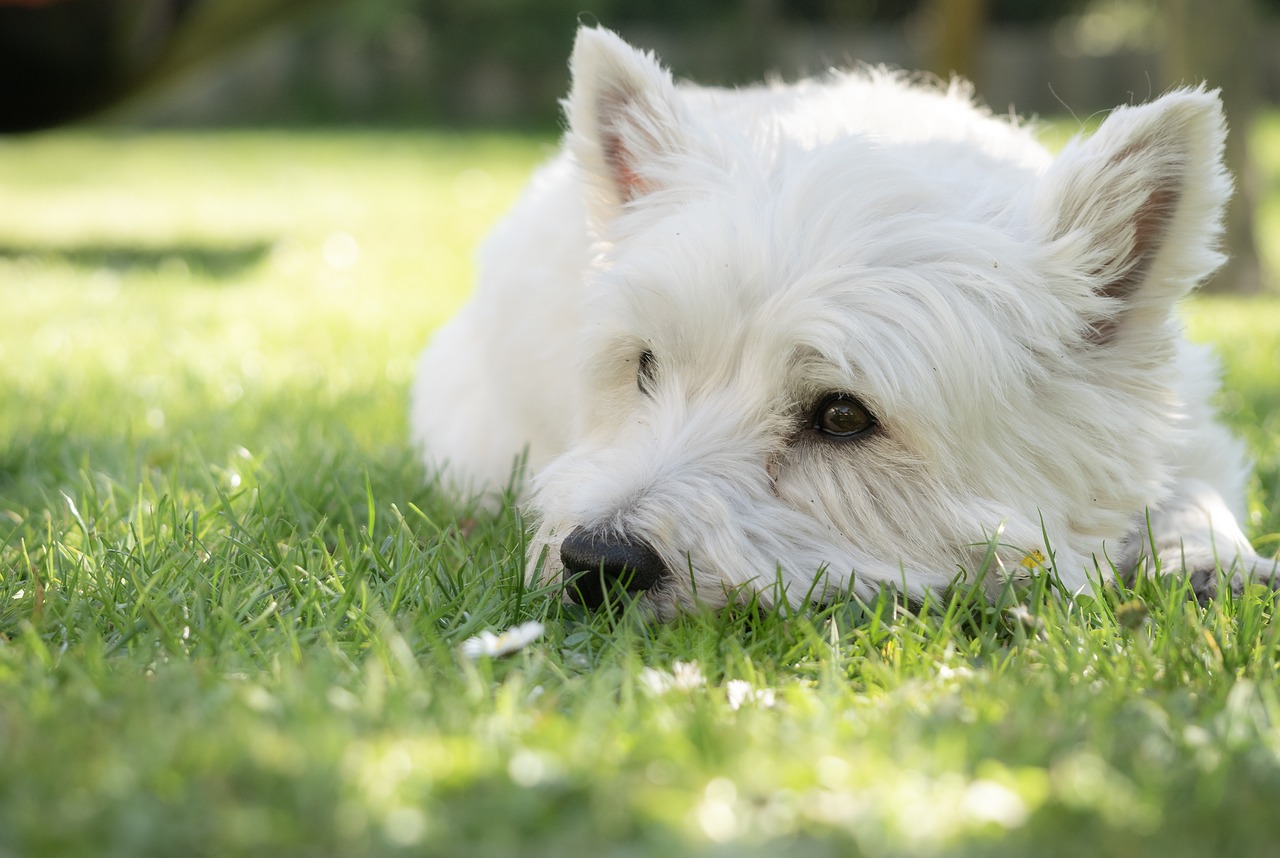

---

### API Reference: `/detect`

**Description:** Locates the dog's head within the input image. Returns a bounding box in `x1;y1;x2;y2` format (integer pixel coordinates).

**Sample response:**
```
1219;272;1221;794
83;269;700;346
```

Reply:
531;27;1230;618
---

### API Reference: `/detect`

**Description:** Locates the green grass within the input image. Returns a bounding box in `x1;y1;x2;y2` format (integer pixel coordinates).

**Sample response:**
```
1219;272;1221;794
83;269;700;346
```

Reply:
1;126;1280;858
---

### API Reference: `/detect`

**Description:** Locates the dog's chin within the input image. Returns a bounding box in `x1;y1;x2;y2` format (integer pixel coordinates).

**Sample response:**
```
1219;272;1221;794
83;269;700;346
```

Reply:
562;586;682;622
554;578;742;622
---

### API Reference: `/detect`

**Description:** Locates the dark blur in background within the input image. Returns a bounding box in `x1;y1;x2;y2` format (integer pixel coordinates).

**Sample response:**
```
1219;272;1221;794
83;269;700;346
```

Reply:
1;0;1276;292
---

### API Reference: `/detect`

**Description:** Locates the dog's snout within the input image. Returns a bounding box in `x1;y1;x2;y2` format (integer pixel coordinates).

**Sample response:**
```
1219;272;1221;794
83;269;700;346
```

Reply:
560;527;666;608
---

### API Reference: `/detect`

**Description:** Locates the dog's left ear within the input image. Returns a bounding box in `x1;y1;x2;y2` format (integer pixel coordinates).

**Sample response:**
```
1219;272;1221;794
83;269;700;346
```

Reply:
563;26;689;219
1032;89;1230;344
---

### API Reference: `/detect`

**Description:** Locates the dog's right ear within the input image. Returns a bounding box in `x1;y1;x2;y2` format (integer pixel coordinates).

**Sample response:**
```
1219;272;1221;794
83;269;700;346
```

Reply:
563;26;687;219
1030;89;1230;347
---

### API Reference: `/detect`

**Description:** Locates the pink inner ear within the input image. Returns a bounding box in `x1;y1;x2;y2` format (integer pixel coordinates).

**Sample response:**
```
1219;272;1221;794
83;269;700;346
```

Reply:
1088;163;1183;343
601;130;651;203
1100;184;1181;301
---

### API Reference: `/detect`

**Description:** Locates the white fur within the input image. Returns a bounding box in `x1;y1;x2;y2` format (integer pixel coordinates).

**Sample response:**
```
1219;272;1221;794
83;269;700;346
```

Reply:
411;26;1274;618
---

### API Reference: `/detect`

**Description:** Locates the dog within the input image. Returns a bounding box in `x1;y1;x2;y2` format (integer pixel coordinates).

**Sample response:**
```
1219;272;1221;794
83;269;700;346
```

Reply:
411;25;1274;619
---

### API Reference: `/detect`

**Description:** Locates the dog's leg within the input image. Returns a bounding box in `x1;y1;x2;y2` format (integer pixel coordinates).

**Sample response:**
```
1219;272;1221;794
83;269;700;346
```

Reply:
1121;478;1277;598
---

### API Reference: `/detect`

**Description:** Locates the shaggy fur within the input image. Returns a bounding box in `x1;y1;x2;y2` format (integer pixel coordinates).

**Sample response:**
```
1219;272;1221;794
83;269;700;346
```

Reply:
411;26;1275;618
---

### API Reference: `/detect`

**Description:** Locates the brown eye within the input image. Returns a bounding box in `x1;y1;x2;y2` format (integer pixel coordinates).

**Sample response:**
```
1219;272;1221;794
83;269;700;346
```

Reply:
637;350;656;394
814;395;875;438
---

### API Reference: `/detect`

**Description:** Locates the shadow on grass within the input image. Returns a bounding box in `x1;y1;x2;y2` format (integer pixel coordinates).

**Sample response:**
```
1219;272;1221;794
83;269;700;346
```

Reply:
0;240;272;280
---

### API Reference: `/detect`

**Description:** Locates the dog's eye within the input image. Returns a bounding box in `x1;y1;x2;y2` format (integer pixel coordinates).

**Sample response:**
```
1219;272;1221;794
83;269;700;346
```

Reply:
637;349;656;394
813;395;876;438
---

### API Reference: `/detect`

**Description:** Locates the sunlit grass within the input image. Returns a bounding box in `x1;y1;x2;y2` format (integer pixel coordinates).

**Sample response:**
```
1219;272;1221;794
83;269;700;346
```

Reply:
0;126;1278;857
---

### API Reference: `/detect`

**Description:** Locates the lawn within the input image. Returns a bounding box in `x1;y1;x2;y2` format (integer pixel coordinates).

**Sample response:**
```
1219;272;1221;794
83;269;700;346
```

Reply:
1;125;1279;858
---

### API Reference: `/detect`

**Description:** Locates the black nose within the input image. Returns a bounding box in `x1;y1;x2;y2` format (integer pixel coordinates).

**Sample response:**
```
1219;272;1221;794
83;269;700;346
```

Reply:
559;526;667;608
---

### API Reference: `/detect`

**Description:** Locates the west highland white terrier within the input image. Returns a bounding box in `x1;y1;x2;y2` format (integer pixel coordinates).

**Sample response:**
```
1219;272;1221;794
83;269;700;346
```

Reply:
411;26;1274;618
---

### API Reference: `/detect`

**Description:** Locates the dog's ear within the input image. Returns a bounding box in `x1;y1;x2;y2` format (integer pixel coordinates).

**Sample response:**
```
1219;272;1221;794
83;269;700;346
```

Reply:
1032;89;1230;344
563;26;687;217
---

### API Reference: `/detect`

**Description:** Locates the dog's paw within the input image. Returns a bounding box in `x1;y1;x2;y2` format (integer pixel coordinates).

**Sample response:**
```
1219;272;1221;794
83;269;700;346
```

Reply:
1155;543;1280;602
1121;534;1280;602
1184;562;1234;602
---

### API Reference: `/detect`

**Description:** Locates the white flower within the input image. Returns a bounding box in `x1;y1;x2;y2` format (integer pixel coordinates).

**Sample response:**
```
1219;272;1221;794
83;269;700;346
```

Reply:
459;620;545;659
961;779;1029;828
937;663;975;681
1005;603;1043;630
725;679;776;710
640;660;706;694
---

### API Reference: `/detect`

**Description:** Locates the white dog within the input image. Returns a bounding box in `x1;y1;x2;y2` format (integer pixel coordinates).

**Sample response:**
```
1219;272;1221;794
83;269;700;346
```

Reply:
411;26;1273;617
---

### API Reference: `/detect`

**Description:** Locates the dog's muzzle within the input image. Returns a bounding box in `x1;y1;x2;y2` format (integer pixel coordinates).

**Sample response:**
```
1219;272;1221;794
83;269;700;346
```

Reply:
559;526;666;608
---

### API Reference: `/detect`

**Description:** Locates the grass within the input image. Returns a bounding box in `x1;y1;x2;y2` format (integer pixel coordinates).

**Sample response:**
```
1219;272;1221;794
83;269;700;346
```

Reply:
1;124;1279;858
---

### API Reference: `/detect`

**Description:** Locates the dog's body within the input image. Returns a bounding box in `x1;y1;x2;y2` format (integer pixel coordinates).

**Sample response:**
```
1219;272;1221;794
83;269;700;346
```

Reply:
412;27;1272;618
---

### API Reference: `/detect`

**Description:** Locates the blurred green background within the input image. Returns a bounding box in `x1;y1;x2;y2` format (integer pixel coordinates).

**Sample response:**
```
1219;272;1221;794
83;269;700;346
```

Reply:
6;0;1278;126
3;0;1278;293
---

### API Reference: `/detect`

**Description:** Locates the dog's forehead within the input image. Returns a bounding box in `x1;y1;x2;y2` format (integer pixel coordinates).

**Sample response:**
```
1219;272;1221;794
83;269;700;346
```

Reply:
610;144;1033;320
593;141;1055;411
611;130;1038;282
